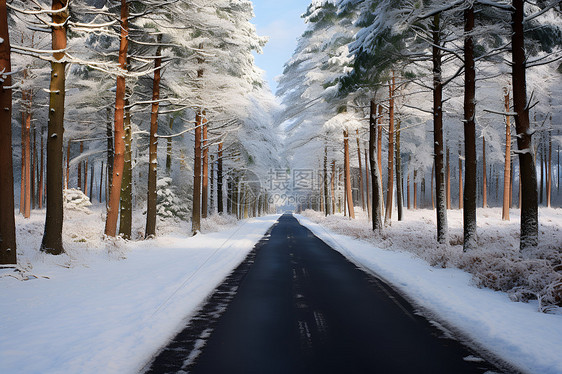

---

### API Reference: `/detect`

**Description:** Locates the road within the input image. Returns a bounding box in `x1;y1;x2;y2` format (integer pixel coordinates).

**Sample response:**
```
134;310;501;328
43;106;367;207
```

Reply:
146;214;507;374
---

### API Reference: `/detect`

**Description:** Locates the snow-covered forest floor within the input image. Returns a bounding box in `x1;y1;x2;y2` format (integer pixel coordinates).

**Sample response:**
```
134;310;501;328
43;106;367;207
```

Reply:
297;207;562;374
0;203;280;374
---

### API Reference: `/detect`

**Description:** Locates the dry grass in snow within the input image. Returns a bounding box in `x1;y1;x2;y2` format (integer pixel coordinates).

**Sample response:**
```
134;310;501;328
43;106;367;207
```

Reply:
301;207;562;312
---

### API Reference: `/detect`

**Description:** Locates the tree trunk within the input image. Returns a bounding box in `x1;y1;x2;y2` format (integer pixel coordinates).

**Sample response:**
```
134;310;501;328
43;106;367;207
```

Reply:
369;100;383;232
19;93;25;215
546;114;552;208
356;130;365;211
227;176;232;215
0;0;16;264
78;141;83;191
41;0;68;255
202;114;208;219
105;0;128;237
39;126;44;209
192;110;202;233
218;142;224;214
364;148;371;219
331;160;336;214
446;145;451;210
324;146;329;216
432;13;448;244
84;156;88;197
458;145;463;210
395;118;403;221
377;105;383;179
99;161;104;203
413;169;418;209
502;88;511;220
462;7;477;251
166;117;173;175
512;0;538;249
145;38;162;238
540;137;544;205
89;164;94;202
119;99;132;240
210;155;215;214
483;136;487;208
385;74;395;224
407;159;411;210
23;91;31;218
106;108;113;193
509;158;513;207
31;126;36;209
344;130;355;218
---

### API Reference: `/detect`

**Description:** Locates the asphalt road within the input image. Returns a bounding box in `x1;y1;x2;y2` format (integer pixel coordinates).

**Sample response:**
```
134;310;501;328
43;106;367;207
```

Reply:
146;214;508;374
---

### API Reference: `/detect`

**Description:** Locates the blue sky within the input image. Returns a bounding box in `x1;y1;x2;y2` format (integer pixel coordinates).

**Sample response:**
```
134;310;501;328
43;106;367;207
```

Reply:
251;1;308;95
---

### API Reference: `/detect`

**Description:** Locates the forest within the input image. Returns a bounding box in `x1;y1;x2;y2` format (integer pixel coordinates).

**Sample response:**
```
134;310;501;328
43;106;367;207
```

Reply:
1;1;562;373
0;0;280;265
276;0;562;308
0;0;561;304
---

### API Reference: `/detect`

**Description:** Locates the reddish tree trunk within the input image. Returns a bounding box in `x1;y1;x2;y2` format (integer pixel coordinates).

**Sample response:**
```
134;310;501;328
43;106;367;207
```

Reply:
31;126;36;209
105;0;129;237
202;114;209;219
39;126;44;209
0;0;16;264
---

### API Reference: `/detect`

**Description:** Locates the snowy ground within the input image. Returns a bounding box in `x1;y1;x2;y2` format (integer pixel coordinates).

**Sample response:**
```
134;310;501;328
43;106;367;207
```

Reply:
296;207;562;374
0;204;280;374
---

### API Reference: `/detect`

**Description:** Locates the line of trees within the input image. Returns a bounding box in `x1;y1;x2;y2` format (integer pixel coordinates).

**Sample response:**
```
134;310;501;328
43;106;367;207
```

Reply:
277;0;562;251
0;0;279;265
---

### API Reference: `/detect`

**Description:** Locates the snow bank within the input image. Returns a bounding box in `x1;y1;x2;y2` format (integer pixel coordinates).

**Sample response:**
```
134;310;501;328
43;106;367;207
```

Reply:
0;208;280;374
296;212;562;374
300;207;562;309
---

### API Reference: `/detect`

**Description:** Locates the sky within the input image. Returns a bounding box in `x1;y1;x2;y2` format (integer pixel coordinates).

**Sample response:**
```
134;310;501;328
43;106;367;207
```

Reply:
251;1;309;95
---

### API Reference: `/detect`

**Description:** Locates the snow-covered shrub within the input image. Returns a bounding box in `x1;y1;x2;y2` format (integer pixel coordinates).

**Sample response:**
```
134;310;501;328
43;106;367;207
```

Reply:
63;188;92;213
156;177;190;221
201;213;238;233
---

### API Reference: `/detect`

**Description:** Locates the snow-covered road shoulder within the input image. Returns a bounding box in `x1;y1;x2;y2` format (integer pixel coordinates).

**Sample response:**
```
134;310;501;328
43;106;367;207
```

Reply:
0;214;280;374
295;214;562;374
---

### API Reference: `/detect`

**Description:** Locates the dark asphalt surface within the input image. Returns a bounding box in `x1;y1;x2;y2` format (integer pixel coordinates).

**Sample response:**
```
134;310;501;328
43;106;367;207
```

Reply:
146;214;509;374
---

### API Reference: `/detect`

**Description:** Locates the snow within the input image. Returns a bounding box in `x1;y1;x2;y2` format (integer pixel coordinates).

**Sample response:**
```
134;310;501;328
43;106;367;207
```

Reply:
295;210;562;374
0;209;280;374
